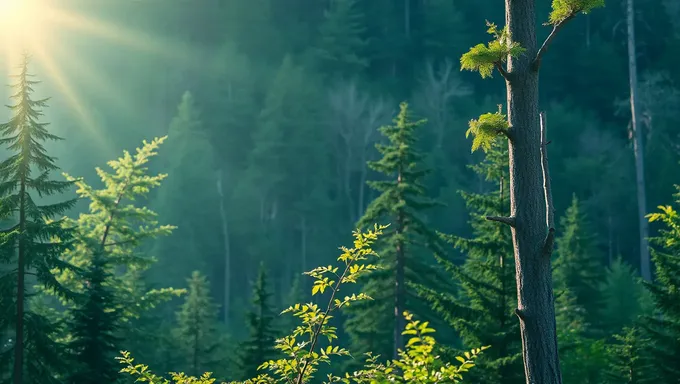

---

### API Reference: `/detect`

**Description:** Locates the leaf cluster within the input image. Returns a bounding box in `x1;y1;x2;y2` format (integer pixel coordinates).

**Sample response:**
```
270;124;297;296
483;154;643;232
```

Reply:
466;107;509;153
548;0;605;25
460;22;525;79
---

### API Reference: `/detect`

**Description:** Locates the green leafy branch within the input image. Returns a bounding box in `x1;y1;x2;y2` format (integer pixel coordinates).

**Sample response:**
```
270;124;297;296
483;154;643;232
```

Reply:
460;22;525;80
466;106;510;153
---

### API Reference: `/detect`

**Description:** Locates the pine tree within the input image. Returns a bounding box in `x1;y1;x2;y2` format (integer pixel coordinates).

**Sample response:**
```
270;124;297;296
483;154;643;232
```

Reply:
66;252;119;384
0;53;77;384
643;192;680;382
599;257;649;333
239;263;278;380
605;327;653;384
313;0;369;79
173;271;223;377
553;195;604;328
344;102;445;361
416;142;523;384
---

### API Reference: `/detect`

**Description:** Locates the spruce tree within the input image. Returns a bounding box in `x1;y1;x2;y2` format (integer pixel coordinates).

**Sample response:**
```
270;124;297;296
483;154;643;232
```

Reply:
416;142;523;384
552;195;605;328
239;262;278;380
599;257;649;333
344;102;445;361
643;192;680;382
173;271;223;377
605;327;653;384
0;53;77;384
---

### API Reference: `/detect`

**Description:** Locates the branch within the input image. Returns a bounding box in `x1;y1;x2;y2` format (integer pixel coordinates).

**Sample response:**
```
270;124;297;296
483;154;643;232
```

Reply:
515;308;526;321
540;112;555;257
486;215;516;227
533;14;577;71
494;62;509;80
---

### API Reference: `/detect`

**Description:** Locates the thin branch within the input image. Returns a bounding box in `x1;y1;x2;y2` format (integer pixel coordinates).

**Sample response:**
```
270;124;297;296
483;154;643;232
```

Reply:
540;112;556;257
533;14;577;70
515;308;526;321
486;215;516;227
494;62;509;80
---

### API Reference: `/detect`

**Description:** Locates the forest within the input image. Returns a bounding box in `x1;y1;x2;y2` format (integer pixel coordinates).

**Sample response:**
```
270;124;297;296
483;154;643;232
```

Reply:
1;0;680;382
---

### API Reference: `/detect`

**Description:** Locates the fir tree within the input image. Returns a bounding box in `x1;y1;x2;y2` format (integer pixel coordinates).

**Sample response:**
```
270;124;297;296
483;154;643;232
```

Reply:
599;257;649;333
173;271;223;377
643;191;680;382
344;102;445;361
0;53;77;384
239;262;278;380
605;327;653;384
553;194;605;327
416;141;523;384
313;0;369;78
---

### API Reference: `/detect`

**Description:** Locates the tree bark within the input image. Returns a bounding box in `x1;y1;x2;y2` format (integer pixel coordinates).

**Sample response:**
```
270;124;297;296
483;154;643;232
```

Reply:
626;0;651;281
505;1;561;382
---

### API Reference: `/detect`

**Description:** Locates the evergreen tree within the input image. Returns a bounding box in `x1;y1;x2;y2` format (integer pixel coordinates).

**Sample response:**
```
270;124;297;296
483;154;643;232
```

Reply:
173;271;223;377
553;194;605;327
0;53;77;384
313;0;369;78
605;327;653;384
599;257;649;333
643;192;680;382
344;102;445;361
416;142;523;384
239;262;278;380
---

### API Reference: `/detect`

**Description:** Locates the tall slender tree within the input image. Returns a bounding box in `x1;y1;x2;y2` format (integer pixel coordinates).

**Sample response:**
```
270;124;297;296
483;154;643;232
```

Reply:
460;0;604;381
345;102;445;361
0;53;77;384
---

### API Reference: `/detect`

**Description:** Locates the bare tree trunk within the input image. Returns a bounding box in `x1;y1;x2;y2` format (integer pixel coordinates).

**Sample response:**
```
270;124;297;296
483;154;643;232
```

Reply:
626;0;651;281
13;179;26;384
504;1;562;380
216;170;231;325
404;0;411;39
394;171;405;360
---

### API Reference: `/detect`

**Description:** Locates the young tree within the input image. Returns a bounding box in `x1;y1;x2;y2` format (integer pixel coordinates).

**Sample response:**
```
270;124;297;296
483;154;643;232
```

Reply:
173;271;223;377
344;102;446;360
605;327;653;384
460;1;604;381
599;257;649;333
239;263;278;380
0;53;77;384
417;142;524;384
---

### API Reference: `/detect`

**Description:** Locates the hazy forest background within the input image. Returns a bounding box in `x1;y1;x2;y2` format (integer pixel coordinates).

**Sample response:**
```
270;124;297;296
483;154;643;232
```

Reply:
2;0;680;383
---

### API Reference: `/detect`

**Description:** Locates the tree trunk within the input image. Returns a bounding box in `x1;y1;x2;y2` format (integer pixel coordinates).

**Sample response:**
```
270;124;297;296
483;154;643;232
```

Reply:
216;170;231;325
394;173;405;360
626;0;651;282
505;1;561;382
13;179;26;384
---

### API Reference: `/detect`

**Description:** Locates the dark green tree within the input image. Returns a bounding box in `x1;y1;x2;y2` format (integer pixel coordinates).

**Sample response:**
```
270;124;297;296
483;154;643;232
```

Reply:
344;102;445;361
599;257;649;333
417;142;523;384
239;262;278;380
173;271;223;377
0;53;77;384
552;195;605;327
605;327;653;384
642;193;680;382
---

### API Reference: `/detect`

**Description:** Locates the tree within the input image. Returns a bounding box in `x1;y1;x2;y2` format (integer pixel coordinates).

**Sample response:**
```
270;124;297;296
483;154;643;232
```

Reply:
599;258;649;333
345;102;446;360
552;195;604;327
239;262;278;380
417;142;523;384
0;53;77;384
605;327;653;384
459;1;605;381
173;271;223;377
643;194;680;382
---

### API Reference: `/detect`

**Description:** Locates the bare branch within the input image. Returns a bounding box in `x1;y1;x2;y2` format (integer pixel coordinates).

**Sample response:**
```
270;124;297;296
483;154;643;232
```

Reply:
540;112;555;257
486;215;516;227
515;308;526;321
494;62;510;80
533;14;577;71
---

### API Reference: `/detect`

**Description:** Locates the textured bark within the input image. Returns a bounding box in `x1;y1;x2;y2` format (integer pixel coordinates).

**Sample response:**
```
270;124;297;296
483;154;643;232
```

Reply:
505;0;562;383
626;0;651;281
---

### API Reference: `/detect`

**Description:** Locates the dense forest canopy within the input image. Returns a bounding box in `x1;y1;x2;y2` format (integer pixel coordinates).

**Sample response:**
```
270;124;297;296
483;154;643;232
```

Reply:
1;0;680;382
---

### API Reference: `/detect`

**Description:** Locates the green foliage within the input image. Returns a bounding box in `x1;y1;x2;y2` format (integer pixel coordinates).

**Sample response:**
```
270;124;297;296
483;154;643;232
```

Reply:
548;0;606;25
605;327;653;384
0;53;77;383
314;0;369;77
119;226;487;384
238;263;278;380
599;258;649;333
466;107;509;153
173;271;225;377
460;22;525;79
417;141;523;384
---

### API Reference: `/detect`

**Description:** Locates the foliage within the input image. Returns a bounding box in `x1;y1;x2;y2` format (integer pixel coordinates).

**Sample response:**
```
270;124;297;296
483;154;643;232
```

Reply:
605;327;653;384
119;225;488;384
460;22;525;79
548;0;606;25
465;107;509;153
599;257;649;333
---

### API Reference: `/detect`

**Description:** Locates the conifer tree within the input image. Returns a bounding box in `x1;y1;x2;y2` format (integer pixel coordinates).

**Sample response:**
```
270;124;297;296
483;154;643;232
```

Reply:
552;195;605;327
605;327;653;384
344;102;445;361
417;142;523;384
239;262;278;380
59;137;178;384
642;192;680;382
173;271;223;377
0;53;77;384
460;1;605;381
599;257;649;333
313;0;369;78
